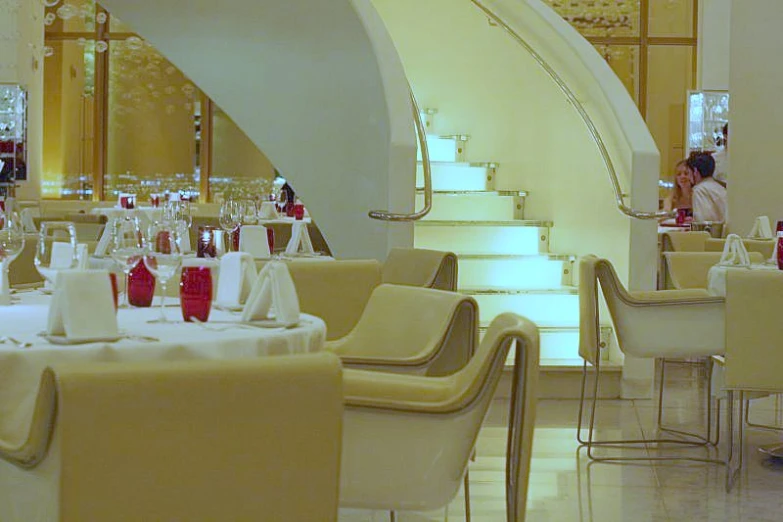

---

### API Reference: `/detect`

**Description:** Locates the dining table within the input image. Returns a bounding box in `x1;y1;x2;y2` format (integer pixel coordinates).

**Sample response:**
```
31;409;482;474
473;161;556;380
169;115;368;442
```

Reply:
0;291;326;444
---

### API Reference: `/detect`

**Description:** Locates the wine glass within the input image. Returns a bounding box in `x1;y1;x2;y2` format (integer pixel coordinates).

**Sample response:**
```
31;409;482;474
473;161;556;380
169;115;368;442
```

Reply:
0;212;25;303
35;222;78;289
239;200;258;225
144;222;183;323
219;199;241;253
109;217;144;308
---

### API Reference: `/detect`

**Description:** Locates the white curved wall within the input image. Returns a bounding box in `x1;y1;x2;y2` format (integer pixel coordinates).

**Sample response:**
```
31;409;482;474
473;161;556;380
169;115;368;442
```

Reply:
100;0;416;260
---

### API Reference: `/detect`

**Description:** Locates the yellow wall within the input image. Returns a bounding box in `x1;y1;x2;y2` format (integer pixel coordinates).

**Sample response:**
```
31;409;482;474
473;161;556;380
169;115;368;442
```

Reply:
728;0;783;233
372;0;636;277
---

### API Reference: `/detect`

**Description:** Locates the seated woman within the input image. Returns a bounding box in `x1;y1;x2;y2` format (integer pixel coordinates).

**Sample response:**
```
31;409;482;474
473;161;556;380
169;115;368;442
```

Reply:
663;160;693;217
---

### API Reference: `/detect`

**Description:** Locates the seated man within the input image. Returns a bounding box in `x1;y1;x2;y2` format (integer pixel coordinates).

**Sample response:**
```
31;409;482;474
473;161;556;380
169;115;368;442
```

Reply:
688;152;727;223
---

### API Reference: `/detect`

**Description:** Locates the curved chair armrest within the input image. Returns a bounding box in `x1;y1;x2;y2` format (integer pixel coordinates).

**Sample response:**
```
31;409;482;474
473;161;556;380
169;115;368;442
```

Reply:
625;289;725;306
0;368;57;469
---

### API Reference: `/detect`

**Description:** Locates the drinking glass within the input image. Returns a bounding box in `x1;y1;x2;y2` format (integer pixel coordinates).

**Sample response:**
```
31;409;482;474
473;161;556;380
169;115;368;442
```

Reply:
0;213;25;303
144;223;183;323
165;200;193;228
239;200;258;225
35;222;78;287
180;266;213;322
219;199;241;252
109;217;145;308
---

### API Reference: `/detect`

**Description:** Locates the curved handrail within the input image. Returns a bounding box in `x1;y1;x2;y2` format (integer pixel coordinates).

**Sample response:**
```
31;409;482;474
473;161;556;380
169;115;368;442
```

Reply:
470;0;673;220
369;87;433;222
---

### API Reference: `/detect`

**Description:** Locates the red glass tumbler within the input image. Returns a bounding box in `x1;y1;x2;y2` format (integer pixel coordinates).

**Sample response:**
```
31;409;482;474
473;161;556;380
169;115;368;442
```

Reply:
109;272;119;311
778;237;783;270
180;266;213;322
128;258;156;307
197;226;218;258
231;226;241;252
266;227;275;254
776;221;783;234
294;203;305;220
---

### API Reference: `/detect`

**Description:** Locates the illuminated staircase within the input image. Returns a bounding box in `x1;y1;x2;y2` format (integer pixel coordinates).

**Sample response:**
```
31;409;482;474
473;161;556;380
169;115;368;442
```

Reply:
413;110;620;398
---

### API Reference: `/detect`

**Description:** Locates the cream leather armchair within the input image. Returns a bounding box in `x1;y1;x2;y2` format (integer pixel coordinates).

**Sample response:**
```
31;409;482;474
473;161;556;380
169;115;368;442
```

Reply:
327;284;478;377
579;255;725;461
706;237;775;259
340;313;539;522
661;230;711;252
724;269;783;490
282;248;458;340
0;353;344;522
663;251;765;289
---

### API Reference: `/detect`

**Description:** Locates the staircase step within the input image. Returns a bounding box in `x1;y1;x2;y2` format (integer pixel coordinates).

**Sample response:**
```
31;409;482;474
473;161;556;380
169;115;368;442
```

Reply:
414;221;551;256
471;290;579;328
495;359;623;400
416;162;496;191
417;190;526;221
458;254;575;288
479;325;613;361
418;134;470;163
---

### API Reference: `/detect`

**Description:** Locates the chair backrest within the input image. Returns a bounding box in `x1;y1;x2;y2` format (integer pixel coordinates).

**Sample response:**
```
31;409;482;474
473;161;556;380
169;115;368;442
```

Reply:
330;284;477;376
660;231;710;252
341;313;539;521
382;248;458;291
705;237;775;259
725;270;783;392
581;255;725;360
50;353;343;522
287;260;383;340
664;251;765;289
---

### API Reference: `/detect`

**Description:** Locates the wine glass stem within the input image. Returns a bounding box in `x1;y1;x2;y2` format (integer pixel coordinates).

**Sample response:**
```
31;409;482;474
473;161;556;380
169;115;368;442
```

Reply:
124;271;130;307
159;282;167;322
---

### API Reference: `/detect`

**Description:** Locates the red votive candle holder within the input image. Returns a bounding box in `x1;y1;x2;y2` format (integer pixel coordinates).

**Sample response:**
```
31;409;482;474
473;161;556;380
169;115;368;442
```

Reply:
128;258;156;307
776;221;783;234
294;203;305;220
109;272;119;312
777;237;783;270
197;226;218;258
120;196;129;209
266;227;275;254
180;266;213;322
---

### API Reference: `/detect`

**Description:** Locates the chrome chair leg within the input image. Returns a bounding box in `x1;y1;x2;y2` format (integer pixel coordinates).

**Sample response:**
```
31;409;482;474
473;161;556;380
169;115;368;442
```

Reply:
463;471;471;522
578;356;723;464
726;390;745;492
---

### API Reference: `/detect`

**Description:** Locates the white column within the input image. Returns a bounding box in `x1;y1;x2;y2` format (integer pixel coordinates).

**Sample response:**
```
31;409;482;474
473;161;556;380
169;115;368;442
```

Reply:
728;1;783;234
698;0;732;91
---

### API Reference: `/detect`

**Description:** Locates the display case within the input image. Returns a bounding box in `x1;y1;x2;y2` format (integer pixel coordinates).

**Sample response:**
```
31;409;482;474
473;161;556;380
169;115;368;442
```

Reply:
0;84;28;198
686;90;729;157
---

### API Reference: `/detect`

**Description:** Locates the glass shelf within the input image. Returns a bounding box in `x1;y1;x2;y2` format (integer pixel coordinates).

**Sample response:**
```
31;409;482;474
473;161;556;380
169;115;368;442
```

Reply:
687;90;729;156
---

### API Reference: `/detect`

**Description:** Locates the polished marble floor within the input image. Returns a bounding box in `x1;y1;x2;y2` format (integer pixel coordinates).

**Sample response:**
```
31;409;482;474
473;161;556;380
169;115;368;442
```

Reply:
339;363;783;521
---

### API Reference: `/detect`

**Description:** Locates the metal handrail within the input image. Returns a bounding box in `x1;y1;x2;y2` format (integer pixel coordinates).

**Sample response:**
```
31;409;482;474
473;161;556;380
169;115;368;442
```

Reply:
470;0;673;220
369;88;433;222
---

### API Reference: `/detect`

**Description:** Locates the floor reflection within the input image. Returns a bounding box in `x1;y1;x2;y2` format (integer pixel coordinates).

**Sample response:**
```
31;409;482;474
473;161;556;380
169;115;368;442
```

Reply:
339;363;783;521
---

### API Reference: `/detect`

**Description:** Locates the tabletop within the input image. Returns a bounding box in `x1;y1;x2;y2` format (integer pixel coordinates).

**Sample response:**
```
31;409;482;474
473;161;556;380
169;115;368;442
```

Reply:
0;292;326;441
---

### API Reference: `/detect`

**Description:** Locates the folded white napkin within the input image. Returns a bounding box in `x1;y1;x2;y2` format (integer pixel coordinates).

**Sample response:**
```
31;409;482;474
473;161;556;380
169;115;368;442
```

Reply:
176;221;192;253
94;217;117;257
47;269;119;340
285;221;314;256
748;216;773;239
717;234;751;267
241;261;300;326
76;243;89;270
20;208;37;233
259;201;277;220
239;225;271;259
215;252;256;307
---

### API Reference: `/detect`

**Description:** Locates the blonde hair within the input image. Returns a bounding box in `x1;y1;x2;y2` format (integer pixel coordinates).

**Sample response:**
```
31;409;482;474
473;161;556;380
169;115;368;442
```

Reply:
670;160;692;209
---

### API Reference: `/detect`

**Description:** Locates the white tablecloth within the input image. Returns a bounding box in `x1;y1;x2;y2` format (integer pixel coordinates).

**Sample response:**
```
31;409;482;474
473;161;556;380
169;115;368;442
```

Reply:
0;292;326;442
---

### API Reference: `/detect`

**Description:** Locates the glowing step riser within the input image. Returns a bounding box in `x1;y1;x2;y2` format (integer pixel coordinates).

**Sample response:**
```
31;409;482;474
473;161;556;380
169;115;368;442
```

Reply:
416;194;520;221
414;225;548;256
473;293;579;328
417;135;468;163
459;258;572;289
416;163;493;191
